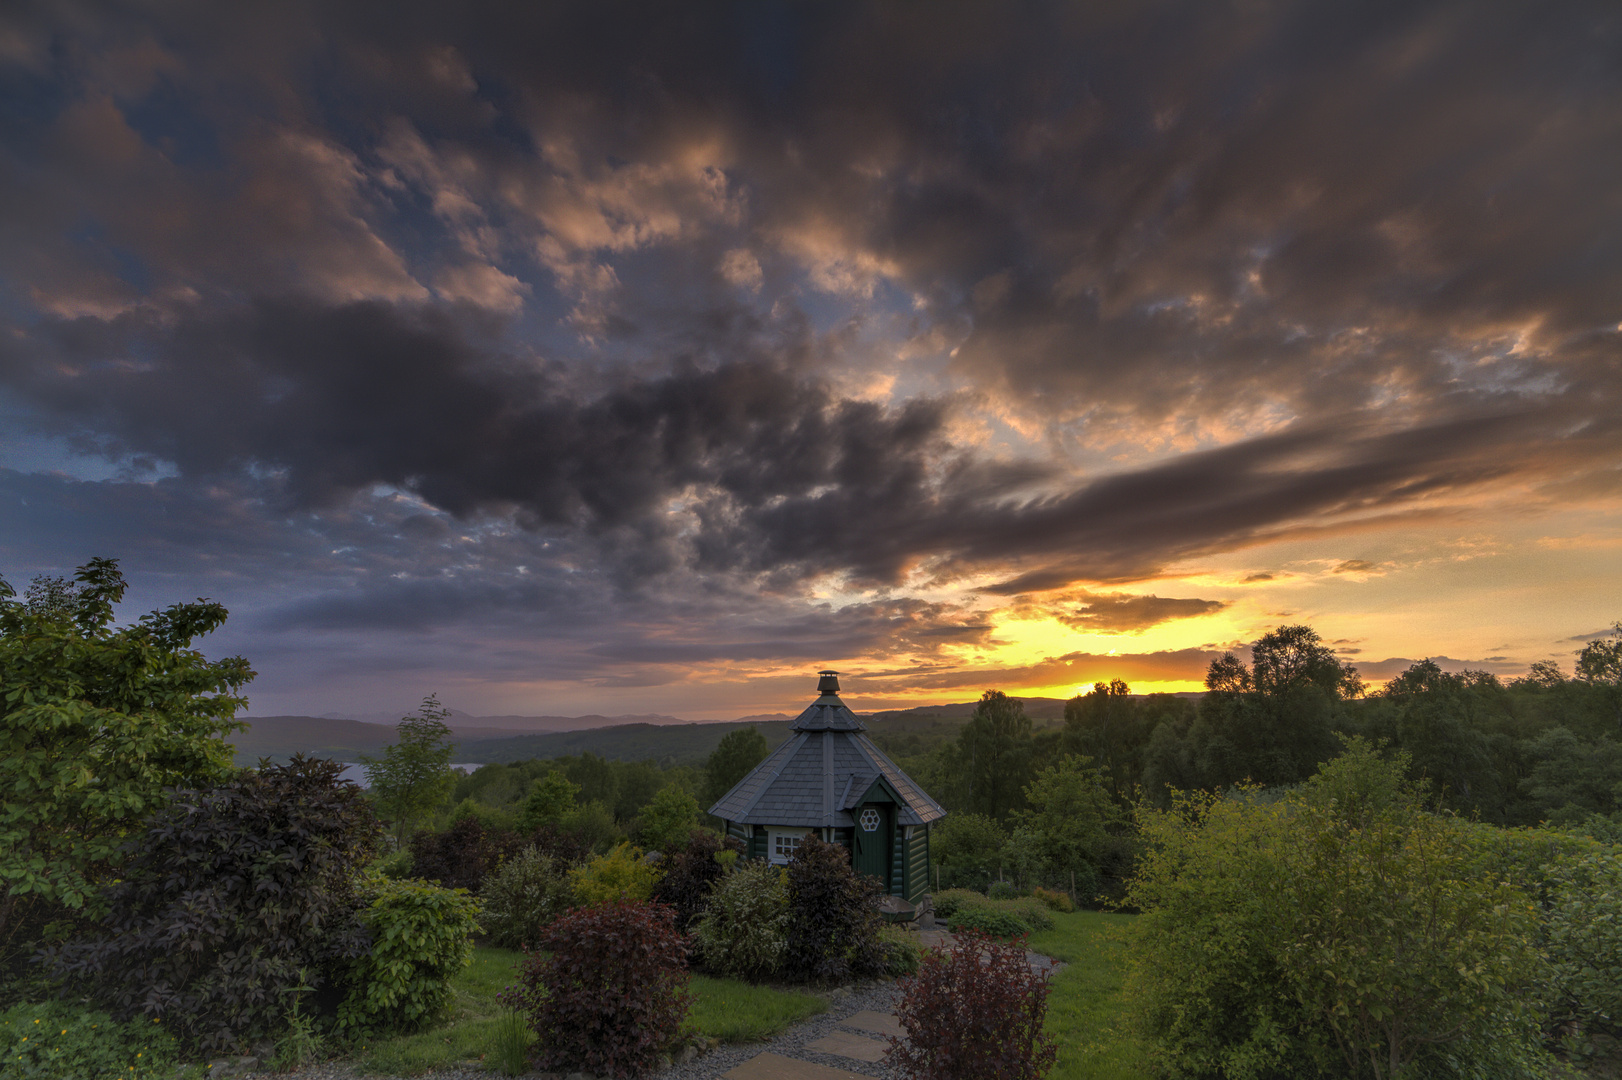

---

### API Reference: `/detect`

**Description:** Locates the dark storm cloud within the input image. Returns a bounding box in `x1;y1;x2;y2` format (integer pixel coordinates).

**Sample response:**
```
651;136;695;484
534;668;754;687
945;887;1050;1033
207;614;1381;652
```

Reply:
2;0;1621;609
1058;591;1228;633
859;646;1227;694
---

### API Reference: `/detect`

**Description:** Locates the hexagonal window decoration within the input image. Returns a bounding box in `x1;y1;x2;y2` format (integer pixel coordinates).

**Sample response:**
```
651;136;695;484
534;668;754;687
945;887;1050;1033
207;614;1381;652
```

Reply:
859;807;881;832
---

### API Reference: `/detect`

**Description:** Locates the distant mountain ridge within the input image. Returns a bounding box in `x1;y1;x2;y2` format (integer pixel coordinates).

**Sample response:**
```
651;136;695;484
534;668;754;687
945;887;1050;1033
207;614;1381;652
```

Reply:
286;710;689;732
232;693;1200;768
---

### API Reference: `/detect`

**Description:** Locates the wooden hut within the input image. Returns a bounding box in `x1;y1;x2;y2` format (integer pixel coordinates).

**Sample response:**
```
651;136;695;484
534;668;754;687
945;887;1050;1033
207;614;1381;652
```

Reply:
708;671;946;902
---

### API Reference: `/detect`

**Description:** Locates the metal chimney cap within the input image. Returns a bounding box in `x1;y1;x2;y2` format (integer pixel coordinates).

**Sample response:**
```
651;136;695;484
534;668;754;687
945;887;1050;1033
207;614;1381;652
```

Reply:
816;670;841;694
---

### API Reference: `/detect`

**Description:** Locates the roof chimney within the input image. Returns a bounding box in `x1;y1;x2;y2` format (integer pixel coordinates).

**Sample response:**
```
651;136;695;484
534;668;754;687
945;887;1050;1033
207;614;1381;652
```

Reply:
817;670;841;695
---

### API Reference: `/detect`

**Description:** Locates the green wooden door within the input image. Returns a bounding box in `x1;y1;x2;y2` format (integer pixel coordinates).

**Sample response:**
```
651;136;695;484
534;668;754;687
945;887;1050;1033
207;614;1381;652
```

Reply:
851;803;892;887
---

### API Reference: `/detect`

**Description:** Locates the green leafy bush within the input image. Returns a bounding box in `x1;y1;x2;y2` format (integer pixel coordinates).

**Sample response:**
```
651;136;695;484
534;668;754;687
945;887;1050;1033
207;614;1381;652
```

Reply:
987;880;1019;900
338;876;481;1034
947;905;1033;939
1031;886;1073;912
888;928;1056;1080
692;860;790;980
934;889;1051;936
1122;742;1550;1080
633;786;702;853
930;888;985;920
47;756;378;1053
879;926;923;976
1544;843;1622;1036
504;900;692;1078
783;836;887;984
0;999;179;1080
999;897;1054;932
478;846;574;951
571;842;663;905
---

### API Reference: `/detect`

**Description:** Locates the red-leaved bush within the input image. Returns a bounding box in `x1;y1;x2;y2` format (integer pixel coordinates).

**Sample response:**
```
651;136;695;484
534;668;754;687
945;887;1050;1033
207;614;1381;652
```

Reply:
502;900;693;1078
888;928;1058;1080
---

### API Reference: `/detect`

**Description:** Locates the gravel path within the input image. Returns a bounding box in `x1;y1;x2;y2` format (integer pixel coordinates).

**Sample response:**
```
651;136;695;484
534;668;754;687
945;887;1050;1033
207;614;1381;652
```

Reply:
236;980;903;1080
243;939;1061;1080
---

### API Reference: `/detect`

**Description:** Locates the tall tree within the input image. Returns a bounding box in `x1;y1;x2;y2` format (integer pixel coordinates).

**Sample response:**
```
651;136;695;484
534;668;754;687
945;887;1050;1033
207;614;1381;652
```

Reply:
364;694;457;844
703;726;770;808
0;558;252;983
1194;625;1356;788
959;690;1035;821
1063;679;1140;803
1576;622;1622;728
519;769;581;830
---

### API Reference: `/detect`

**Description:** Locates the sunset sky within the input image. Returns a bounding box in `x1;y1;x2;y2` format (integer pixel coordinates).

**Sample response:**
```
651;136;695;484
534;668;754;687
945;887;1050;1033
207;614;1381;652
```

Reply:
3;2;1620;720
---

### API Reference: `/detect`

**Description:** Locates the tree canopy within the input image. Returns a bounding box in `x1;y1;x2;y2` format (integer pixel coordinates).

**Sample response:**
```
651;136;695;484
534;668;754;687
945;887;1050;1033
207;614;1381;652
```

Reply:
363;694;457;844
0;558;252;980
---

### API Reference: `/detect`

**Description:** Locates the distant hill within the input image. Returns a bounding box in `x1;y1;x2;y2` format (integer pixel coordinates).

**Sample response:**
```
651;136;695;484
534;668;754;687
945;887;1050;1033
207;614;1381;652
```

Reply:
232;693;1202;768
455;720;797;769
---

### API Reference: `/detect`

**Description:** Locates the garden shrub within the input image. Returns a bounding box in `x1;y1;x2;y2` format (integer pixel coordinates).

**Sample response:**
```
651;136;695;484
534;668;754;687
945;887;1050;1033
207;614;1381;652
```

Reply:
1031;886;1073;912
410;817;589;894
633;786;703;853
408;815;520;892
480;846;575;950
571;842;663;904
879;925;923;976
691;860;789;980
0;998;180;1080
888;928;1056;1080
1122;742;1550;1080
46;756;378;1053
651;831;741;933
947;905;1033;939
930;888;985;919
1544;843;1622;1038
999;897;1054;932
504;900;692;1078
783;836;888;983
338;876;481;1034
987;880;1019;900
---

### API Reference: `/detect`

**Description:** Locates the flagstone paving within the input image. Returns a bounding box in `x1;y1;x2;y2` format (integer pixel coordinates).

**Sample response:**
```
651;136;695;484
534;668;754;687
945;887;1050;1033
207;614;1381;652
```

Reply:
835;1011;904;1040
804;1031;890;1063
719;1051;876;1080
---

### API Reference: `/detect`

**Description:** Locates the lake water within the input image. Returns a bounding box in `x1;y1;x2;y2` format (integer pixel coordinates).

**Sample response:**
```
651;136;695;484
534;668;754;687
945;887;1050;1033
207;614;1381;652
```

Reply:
338;763;486;790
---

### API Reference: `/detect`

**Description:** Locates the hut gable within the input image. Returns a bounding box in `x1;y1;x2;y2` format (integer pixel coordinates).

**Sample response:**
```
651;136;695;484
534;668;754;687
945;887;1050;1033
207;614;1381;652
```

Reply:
707;676;946;828
707;671;946;902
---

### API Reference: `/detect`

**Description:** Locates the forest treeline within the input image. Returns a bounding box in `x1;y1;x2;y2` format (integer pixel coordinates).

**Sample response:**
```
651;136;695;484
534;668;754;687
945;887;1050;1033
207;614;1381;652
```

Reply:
434;621;1622;892
892;623;1622;828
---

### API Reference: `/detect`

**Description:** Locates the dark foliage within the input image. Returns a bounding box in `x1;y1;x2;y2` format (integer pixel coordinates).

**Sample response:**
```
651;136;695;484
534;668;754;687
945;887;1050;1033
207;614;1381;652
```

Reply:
503;900;692;1079
888;928;1057;1080
782;835;887;984
650;831;743;933
45;756;380;1053
409;817;587;892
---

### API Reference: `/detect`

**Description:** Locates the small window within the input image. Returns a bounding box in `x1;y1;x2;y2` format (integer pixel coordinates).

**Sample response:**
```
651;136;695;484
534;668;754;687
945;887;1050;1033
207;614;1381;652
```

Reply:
773;832;804;861
859;807;881;832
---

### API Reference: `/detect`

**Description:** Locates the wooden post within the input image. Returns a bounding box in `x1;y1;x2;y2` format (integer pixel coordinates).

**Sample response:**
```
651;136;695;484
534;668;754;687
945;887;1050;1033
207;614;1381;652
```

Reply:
1070;868;1076;907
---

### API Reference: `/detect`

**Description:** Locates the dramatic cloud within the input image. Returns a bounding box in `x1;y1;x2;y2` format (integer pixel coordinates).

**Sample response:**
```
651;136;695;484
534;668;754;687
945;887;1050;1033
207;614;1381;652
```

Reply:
1059;592;1228;633
2;1;1618;713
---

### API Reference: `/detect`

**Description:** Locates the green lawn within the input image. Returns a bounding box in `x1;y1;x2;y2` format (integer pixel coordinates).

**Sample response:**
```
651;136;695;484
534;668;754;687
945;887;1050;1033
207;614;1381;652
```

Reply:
352;946;827;1075
1027;910;1153;1080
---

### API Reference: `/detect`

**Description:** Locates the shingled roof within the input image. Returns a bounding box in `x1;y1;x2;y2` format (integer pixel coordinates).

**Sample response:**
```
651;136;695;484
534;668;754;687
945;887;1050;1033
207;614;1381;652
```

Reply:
708;671;947;828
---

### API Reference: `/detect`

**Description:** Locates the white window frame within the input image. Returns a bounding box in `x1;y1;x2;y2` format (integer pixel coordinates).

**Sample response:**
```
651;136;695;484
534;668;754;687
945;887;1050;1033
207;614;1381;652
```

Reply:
768;828;808;865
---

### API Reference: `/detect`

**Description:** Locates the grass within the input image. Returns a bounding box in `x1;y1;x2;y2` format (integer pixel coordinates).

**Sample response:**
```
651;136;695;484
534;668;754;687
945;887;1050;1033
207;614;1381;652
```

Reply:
351;946;526;1076
351;946;827;1075
685;974;827;1042
1026;910;1153;1080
